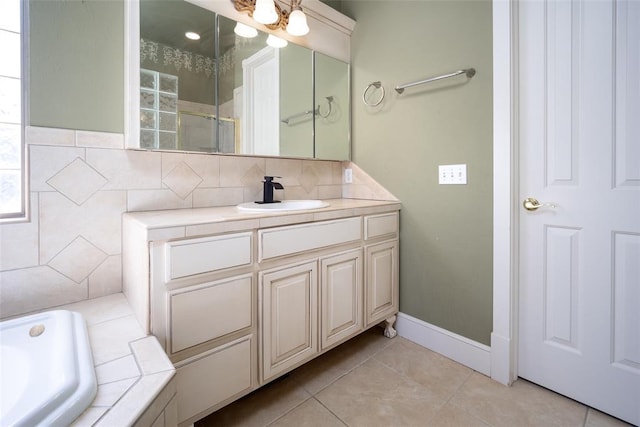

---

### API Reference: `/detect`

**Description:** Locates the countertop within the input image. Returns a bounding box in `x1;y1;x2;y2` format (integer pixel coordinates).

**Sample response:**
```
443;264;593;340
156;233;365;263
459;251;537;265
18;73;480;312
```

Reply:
123;198;401;240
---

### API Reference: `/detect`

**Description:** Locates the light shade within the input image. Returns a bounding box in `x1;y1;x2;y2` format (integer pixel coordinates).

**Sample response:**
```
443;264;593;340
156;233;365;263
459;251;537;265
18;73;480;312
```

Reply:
185;31;200;40
234;22;258;38
266;34;288;48
286;9;309;36
253;0;278;24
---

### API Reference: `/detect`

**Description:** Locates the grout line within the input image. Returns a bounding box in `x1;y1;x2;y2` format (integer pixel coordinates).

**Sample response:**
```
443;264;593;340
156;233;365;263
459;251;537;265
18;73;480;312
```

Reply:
302;331;397;396
263;396;313;427
312;397;349;427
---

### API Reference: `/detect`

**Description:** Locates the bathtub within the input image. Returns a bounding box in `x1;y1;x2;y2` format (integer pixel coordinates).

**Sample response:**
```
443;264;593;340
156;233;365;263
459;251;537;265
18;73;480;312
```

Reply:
0;310;97;427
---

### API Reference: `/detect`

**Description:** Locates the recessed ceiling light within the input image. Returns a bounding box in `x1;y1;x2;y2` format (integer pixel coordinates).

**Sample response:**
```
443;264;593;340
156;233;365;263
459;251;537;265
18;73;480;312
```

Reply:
185;31;200;40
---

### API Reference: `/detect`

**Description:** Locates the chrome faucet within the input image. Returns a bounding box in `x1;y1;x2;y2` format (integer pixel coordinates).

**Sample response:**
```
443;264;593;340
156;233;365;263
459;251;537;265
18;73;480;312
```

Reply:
258;176;284;204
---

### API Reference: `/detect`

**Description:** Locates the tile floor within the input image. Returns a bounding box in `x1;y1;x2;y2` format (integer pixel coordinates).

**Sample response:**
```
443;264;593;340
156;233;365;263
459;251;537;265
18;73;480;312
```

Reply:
195;328;633;427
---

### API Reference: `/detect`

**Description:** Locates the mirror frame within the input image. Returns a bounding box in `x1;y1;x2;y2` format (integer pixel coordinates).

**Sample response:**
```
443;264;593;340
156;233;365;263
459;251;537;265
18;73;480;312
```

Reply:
125;0;355;160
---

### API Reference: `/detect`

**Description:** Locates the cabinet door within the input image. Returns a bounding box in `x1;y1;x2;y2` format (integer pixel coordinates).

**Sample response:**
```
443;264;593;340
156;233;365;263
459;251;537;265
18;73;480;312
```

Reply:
261;261;318;381
321;249;363;350
365;240;399;326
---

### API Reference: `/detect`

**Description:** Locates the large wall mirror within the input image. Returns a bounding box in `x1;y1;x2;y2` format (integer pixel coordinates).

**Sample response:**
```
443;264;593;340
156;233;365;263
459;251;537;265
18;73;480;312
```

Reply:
135;0;350;160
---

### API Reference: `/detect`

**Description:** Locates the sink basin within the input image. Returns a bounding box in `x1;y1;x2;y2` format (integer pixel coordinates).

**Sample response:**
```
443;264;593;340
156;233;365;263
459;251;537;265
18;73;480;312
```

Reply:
237;200;330;212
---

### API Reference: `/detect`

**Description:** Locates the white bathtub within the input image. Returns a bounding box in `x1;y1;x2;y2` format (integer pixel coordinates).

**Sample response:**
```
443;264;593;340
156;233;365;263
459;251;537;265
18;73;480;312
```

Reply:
0;310;97;427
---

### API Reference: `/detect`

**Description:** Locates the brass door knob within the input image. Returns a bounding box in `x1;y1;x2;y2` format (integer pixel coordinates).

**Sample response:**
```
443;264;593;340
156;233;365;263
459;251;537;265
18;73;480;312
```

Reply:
523;197;556;211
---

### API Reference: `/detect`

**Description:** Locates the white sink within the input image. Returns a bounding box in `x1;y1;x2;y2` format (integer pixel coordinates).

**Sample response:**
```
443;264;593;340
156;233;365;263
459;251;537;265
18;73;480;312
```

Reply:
237;200;330;212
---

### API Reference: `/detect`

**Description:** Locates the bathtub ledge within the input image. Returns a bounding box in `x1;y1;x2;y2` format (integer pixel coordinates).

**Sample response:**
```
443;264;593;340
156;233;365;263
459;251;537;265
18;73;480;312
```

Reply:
57;293;176;427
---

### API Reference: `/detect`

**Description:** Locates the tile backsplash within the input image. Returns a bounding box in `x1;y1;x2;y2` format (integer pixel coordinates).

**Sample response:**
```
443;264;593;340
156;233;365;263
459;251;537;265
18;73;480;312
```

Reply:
0;127;396;319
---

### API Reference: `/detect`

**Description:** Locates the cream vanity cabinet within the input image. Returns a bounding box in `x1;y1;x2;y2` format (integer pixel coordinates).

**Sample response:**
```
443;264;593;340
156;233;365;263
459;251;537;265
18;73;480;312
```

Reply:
258;217;365;381
148;232;257;424
123;202;399;426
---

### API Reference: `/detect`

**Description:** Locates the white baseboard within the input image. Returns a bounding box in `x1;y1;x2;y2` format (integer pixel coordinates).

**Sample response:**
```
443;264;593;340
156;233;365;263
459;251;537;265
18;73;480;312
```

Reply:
395;312;491;376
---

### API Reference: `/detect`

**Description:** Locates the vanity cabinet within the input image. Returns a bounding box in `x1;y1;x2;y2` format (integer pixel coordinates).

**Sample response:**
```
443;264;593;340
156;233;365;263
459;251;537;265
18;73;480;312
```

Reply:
122;200;400;426
147;231;257;424
260;249;364;382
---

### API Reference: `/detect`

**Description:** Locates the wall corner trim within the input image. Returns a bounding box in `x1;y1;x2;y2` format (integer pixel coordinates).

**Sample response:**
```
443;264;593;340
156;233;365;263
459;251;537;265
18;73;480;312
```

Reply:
490;332;515;385
395;312;491;376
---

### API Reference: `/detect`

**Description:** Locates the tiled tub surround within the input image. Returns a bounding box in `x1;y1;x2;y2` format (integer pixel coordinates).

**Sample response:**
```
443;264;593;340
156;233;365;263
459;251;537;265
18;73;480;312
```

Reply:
41;293;176;427
0;126;396;320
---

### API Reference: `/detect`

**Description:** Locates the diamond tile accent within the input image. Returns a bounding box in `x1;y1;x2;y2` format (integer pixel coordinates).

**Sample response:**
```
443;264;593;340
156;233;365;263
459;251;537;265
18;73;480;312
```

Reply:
163;161;203;199
48;236;108;283
242;163;267;186
39;191;126;264
47;158;108;205
243;164;268;201
300;164;320;193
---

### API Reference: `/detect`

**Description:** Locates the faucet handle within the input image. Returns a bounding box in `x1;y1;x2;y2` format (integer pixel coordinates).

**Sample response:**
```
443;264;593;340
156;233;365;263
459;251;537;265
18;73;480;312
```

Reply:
264;176;282;181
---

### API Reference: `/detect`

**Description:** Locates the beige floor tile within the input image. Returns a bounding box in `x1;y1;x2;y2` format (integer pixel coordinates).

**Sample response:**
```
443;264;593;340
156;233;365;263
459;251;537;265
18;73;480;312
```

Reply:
428;402;490;427
585;408;635;427
316;358;446;426
269;398;345;427
196;375;311;427
374;337;473;400
450;372;587;427
192;333;626;427
290;327;395;395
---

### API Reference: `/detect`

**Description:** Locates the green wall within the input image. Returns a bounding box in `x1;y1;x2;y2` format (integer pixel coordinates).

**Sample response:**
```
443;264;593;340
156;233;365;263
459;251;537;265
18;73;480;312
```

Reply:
344;1;494;345
29;0;124;133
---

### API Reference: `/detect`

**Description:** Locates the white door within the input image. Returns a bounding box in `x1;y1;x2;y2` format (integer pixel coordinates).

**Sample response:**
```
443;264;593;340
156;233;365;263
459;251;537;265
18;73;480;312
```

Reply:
242;47;279;156
517;0;640;425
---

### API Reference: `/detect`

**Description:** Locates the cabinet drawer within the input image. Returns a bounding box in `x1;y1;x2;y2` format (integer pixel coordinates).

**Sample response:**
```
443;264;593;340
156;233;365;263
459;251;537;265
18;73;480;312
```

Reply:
175;336;253;423
169;275;252;354
259;217;361;261
165;232;252;280
364;212;398;240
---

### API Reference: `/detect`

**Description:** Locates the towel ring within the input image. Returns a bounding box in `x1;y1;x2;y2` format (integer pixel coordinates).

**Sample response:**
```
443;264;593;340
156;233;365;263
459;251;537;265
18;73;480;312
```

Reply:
362;81;385;107
317;96;333;118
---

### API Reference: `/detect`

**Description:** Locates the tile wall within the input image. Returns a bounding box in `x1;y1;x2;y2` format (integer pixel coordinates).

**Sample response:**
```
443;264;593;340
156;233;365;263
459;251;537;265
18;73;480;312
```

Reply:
0;126;396;319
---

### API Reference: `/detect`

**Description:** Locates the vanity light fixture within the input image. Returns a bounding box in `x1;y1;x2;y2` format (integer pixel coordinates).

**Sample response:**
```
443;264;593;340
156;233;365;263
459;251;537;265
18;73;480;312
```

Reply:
234;22;258;38
266;34;288;48
233;0;310;37
185;31;201;40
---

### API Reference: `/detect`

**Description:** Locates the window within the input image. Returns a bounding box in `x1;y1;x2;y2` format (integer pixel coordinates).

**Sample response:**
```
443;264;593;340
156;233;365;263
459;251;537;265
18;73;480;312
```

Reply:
140;68;178;150
0;0;25;220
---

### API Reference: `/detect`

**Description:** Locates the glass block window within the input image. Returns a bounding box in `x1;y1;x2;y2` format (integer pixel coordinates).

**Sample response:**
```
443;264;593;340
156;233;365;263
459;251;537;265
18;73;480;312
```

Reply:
0;0;24;219
140;69;177;149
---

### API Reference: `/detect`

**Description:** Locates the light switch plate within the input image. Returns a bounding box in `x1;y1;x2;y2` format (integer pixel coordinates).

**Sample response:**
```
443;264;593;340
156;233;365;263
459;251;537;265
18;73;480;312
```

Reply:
344;168;353;183
439;164;467;185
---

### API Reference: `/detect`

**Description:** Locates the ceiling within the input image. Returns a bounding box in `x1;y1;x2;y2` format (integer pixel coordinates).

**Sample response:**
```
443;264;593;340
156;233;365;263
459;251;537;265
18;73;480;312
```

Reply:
140;0;217;57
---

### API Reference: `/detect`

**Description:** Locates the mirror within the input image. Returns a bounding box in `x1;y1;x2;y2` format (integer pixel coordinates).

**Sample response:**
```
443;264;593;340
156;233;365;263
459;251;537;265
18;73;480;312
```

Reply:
137;0;350;160
315;52;350;160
